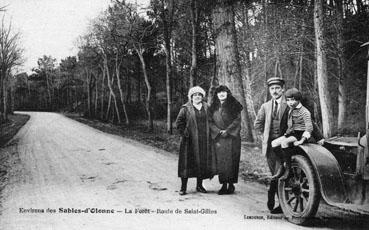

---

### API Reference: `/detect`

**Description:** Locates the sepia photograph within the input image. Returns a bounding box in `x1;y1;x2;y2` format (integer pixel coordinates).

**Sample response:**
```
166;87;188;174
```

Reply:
0;0;369;229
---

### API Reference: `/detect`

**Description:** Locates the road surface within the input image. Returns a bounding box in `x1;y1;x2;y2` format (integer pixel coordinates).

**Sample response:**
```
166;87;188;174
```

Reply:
0;112;366;230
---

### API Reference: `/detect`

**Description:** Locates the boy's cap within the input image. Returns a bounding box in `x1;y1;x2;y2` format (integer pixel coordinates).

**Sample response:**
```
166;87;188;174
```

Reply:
285;88;302;101
267;77;285;86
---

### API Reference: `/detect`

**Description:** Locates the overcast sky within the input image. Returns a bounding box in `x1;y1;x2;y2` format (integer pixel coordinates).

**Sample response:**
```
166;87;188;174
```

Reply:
2;0;149;74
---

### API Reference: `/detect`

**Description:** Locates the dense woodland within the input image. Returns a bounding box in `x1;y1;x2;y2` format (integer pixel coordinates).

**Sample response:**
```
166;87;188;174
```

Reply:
1;0;369;141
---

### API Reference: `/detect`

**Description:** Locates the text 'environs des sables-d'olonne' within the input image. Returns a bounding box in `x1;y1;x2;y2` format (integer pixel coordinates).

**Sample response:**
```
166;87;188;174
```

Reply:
19;207;218;215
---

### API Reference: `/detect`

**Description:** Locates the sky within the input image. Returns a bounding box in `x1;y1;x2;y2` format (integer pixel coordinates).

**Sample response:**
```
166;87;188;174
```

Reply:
2;0;150;74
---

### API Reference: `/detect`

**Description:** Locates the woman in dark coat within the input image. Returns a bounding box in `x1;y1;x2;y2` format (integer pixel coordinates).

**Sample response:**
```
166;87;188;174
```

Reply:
175;86;217;195
209;85;243;195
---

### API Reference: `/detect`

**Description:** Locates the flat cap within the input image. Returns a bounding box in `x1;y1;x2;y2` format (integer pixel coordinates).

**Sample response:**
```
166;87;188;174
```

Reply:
267;77;285;86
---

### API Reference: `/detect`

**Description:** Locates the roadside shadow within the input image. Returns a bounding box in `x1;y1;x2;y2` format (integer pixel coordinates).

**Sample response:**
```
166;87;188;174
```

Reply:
307;215;369;230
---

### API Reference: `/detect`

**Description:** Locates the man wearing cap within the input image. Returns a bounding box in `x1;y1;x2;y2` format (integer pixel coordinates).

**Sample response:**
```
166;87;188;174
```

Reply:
254;77;287;214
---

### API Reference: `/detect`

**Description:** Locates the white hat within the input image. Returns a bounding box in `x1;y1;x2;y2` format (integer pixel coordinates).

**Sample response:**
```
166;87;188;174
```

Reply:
188;86;206;101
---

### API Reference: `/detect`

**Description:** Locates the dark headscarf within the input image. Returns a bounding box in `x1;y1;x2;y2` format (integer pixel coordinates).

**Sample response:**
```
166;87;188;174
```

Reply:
209;85;243;117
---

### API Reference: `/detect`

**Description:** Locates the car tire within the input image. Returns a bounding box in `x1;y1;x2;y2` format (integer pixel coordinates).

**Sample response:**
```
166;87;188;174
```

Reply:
278;154;321;225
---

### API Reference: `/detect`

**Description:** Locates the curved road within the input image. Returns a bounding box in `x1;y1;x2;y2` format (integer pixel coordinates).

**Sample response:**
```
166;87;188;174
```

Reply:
0;112;366;230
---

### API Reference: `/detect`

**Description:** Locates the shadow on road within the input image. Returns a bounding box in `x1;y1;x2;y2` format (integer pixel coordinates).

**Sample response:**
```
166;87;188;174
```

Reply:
308;214;369;229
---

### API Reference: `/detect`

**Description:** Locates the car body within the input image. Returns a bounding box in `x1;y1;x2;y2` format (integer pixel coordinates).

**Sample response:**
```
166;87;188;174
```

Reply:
277;135;369;225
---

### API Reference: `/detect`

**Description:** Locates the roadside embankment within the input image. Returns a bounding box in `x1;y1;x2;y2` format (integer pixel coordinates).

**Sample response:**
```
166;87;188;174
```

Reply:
0;113;30;211
0;114;30;147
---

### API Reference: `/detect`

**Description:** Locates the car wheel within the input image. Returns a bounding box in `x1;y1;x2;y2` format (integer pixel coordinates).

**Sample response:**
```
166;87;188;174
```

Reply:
278;154;320;225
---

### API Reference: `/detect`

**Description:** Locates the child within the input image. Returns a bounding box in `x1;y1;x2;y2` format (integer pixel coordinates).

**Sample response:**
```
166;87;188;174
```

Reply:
270;88;313;179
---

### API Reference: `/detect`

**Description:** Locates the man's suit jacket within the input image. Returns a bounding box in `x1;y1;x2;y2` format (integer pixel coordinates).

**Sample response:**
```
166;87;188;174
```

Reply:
254;97;288;156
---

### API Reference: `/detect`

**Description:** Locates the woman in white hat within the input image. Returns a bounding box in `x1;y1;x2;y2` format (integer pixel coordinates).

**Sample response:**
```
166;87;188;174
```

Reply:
175;86;217;195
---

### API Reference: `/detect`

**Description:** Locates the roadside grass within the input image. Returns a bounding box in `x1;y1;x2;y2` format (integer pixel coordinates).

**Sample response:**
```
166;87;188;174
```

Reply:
0;113;30;211
66;114;271;185
0;114;30;147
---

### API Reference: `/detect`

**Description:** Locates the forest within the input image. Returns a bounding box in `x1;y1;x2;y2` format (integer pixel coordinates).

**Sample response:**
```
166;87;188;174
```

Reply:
1;0;369;141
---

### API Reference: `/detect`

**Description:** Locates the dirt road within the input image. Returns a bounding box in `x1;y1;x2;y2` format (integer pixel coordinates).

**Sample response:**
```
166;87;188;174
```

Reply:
0;112;366;230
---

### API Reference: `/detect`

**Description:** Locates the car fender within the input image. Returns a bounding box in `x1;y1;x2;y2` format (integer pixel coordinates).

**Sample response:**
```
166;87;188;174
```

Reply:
297;143;349;205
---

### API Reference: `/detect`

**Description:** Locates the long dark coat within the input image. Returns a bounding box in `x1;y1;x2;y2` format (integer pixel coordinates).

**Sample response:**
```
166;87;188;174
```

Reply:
209;104;242;183
175;102;217;179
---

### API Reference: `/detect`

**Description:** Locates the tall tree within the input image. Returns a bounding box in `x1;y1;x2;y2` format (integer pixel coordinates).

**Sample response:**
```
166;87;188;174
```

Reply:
150;0;176;134
90;16;122;123
107;2;131;125
212;0;253;141
189;0;199;88
314;0;334;137
59;56;78;109
335;0;347;131
37;55;56;110
0;17;23;121
112;1;157;130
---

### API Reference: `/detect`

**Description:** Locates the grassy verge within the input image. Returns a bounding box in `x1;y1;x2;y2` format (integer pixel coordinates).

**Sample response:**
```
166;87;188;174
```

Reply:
0;114;30;147
1;113;30;211
66;114;271;185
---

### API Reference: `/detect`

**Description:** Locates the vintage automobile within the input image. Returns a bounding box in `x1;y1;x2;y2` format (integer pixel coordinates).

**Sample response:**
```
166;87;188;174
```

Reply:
277;135;369;225
277;42;369;225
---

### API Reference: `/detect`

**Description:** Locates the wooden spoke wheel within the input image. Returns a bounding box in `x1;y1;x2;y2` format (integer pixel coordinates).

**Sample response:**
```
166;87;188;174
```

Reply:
278;155;321;225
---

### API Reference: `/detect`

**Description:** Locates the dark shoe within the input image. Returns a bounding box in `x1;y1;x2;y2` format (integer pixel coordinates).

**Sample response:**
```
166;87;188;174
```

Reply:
179;177;188;195
267;189;275;211
227;183;235;194
270;206;283;214
196;178;207;193
196;185;207;193
218;184;228;195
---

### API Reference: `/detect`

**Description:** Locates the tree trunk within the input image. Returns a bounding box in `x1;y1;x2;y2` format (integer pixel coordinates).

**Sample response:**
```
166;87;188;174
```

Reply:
164;24;173;134
314;0;334;137
137;61;142;104
159;0;174;134
296;21;306;91
189;0;199;88
66;74;70;107
126;74;131;104
263;55;268;103
45;72;52;110
135;45;153;131
208;51;218;103
10;78;14;114
263;0;268;103
165;43;172;134
74;87;77;113
335;0;346;131
106;92;112;121
103;54;121;124
100;65;106;120
240;3;257;123
2;76;7;121
95;73;98;118
115;53;130;125
212;1;254;141
0;73;3;123
91;74;96;116
85;68;92;117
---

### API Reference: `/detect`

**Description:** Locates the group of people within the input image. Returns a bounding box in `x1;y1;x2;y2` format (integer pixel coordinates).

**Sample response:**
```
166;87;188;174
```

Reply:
176;85;242;196
175;77;324;214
